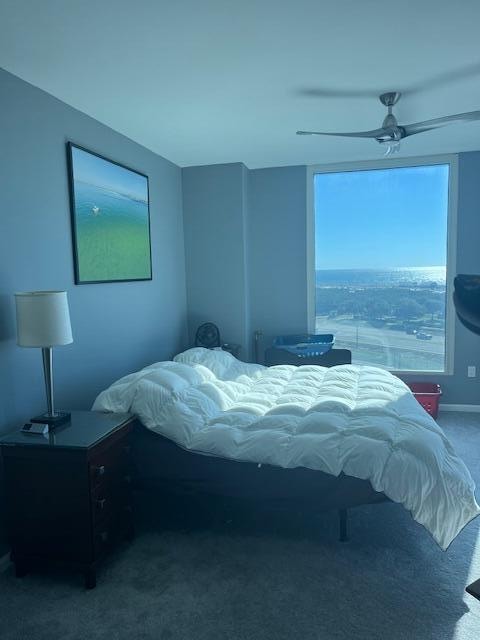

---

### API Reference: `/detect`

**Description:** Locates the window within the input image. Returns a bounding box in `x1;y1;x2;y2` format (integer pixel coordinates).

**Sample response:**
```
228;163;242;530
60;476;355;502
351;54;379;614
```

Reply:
310;158;456;373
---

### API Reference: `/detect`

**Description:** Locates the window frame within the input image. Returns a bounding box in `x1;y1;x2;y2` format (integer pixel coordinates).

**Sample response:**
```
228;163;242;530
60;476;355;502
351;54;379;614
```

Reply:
306;154;458;376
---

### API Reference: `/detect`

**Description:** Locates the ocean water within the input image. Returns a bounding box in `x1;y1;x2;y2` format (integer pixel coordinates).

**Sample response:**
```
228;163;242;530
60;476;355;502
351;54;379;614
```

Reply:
316;266;446;288
73;181;151;281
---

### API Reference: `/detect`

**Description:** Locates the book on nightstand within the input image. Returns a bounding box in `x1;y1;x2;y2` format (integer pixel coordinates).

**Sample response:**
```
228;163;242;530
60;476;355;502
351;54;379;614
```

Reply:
21;423;49;435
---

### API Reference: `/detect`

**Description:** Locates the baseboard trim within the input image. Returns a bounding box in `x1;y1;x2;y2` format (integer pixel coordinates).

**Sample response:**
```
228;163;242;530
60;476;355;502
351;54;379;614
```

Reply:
0;552;11;572
440;403;480;413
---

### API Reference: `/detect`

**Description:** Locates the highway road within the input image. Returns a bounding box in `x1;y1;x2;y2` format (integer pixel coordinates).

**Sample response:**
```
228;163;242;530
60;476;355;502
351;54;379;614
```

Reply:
315;318;444;355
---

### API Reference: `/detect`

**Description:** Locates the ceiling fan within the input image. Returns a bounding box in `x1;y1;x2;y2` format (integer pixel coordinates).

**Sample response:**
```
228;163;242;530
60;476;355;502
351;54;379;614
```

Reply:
297;92;480;155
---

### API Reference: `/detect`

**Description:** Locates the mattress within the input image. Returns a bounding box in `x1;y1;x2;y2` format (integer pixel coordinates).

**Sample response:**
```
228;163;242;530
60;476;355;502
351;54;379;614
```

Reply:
93;347;480;549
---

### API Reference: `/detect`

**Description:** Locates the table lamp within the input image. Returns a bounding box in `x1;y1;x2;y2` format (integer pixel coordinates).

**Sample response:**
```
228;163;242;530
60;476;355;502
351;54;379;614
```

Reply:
15;291;73;427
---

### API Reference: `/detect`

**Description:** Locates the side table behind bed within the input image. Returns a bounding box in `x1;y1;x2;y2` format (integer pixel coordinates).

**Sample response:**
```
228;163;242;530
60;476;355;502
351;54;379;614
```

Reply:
264;347;352;367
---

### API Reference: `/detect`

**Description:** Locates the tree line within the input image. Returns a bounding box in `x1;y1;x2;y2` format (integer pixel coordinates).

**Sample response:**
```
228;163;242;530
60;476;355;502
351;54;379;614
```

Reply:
316;286;445;322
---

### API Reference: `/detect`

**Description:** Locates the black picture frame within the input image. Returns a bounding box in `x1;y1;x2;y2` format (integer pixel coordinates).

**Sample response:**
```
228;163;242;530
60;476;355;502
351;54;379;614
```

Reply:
66;142;153;284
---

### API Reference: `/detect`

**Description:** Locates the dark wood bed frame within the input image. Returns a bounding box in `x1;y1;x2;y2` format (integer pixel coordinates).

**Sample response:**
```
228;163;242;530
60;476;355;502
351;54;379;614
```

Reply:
131;425;388;541
130;348;389;541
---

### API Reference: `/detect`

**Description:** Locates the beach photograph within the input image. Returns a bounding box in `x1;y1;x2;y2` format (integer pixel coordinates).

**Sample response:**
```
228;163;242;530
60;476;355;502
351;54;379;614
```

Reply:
68;144;152;283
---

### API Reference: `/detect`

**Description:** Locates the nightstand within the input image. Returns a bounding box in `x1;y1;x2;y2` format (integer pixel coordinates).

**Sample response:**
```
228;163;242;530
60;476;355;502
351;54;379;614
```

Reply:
0;411;135;589
264;347;352;367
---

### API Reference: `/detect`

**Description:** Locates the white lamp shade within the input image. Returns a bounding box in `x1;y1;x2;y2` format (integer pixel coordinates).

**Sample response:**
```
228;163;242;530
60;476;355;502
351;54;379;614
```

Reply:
15;291;73;347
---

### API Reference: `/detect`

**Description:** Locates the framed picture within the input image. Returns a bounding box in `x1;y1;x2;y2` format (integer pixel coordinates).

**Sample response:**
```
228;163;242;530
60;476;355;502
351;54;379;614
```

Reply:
67;142;152;284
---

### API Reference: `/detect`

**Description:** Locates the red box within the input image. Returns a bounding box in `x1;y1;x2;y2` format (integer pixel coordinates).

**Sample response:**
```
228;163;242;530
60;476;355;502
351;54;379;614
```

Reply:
407;382;442;419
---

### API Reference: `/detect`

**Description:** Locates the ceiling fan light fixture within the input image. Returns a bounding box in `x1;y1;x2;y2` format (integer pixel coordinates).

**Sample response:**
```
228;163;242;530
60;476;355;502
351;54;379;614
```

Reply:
382;140;401;156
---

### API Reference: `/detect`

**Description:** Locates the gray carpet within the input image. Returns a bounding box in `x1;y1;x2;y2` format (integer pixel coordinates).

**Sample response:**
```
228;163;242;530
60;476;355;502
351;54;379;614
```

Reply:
1;412;480;640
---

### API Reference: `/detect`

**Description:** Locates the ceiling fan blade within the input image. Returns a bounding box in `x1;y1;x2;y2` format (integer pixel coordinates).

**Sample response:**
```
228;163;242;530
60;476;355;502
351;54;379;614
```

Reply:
403;110;480;137
296;88;378;99
296;128;386;139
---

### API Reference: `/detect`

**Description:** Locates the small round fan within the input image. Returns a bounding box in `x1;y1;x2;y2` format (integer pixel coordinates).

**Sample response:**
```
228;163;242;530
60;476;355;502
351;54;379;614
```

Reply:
195;322;221;349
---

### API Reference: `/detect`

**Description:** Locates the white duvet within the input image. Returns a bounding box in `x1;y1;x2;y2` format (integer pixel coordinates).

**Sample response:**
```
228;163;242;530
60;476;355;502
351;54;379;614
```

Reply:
93;347;479;549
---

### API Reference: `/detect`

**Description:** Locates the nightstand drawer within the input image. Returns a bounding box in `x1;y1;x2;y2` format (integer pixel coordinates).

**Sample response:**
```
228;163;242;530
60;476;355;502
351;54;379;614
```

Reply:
94;524;113;558
93;502;134;560
92;488;133;527
89;440;130;489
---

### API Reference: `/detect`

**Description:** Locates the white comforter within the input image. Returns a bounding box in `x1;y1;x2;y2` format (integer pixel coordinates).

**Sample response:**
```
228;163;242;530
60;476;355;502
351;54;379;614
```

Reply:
93;347;479;549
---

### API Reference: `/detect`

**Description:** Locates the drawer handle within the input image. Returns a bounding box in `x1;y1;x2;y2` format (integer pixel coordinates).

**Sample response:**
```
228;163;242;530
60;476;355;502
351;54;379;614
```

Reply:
96;498;107;510
99;531;108;543
94;465;106;477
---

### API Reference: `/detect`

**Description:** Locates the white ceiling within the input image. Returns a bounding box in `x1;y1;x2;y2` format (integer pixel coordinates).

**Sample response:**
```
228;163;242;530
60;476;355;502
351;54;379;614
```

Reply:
2;0;480;169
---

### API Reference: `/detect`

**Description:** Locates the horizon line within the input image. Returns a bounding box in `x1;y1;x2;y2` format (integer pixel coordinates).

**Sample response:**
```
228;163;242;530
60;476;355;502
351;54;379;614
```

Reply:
316;265;446;271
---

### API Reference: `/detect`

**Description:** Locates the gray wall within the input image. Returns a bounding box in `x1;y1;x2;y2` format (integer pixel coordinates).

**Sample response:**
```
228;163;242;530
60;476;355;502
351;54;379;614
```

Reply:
182;164;307;360
0;68;188;551
183;155;480;404
248;166;308;354
182;163;250;356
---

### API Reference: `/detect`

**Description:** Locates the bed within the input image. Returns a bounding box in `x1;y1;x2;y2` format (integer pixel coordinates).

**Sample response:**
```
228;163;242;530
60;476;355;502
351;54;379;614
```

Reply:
93;347;480;550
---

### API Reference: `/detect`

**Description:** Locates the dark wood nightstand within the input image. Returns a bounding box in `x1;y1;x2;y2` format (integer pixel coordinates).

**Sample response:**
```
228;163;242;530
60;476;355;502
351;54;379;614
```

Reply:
0;411;135;589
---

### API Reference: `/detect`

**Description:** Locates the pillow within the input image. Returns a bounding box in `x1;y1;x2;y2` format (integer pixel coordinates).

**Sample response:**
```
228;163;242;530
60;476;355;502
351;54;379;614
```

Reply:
174;347;265;381
174;347;236;376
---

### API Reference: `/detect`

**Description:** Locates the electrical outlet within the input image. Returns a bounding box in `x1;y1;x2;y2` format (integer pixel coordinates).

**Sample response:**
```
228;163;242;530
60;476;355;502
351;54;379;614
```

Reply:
468;366;476;378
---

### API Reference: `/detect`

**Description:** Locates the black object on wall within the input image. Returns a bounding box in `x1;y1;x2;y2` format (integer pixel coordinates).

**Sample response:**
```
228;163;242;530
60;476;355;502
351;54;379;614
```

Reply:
453;275;480;601
453;275;480;336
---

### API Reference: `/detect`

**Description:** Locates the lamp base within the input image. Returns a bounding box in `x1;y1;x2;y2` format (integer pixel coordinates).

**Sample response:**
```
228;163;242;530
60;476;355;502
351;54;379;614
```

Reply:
31;411;71;427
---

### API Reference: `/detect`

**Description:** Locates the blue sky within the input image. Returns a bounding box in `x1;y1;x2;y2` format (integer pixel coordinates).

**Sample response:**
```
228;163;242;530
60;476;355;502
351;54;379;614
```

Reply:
314;164;449;270
72;146;148;202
